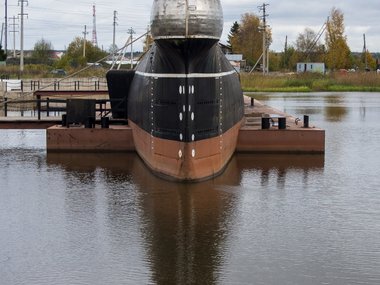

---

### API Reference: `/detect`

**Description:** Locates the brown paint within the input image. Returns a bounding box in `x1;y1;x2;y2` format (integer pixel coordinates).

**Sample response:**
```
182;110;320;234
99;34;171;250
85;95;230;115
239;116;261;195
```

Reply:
129;119;243;181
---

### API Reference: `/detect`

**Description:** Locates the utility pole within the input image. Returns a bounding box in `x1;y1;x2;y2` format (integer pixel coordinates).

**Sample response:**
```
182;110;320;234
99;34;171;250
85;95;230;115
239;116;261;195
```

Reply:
82;25;88;58
5;0;8;54
9;16;19;58
128;27;135;69
363;33;368;70
258;3;269;75
18;0;28;73
112;10;118;63
1;23;3;47
283;35;287;69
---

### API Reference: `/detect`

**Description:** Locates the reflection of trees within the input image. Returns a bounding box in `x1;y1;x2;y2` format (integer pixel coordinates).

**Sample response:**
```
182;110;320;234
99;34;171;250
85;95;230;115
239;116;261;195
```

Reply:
324;95;348;122
324;106;348;121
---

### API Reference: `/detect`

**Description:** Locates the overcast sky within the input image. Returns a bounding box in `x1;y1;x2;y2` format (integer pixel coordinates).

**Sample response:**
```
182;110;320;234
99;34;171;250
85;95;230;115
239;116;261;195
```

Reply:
1;0;378;53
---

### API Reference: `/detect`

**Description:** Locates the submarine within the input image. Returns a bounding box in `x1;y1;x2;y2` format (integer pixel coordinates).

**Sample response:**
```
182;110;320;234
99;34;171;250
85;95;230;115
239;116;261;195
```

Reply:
107;0;244;181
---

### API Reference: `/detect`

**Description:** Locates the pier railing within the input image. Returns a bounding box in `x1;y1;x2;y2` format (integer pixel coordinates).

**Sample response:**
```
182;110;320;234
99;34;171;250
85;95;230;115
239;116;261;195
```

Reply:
1;78;108;93
1;96;123;121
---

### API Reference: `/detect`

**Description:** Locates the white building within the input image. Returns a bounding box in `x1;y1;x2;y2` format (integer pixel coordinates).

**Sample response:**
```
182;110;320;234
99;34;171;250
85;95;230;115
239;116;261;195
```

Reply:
297;62;325;74
225;54;244;73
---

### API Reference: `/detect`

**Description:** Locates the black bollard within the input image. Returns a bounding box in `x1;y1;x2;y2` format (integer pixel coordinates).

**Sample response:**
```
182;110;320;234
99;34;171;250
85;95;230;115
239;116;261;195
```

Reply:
250;97;254;106
4;97;7;117
61;114;67;127
261;117;270;129
85;116;95;128
101;117;109;128
303;115;309;128
278;117;286;129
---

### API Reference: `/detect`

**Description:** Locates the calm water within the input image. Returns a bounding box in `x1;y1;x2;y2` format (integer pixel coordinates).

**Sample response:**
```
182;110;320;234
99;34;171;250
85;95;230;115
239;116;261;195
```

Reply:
1;92;379;285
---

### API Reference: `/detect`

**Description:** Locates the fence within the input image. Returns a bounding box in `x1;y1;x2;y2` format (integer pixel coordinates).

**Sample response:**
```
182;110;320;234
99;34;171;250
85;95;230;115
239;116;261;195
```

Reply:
1;78;108;93
1;97;124;120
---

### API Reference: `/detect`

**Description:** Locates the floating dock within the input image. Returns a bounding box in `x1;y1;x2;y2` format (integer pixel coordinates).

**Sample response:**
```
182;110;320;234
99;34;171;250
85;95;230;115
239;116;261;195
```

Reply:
46;96;325;153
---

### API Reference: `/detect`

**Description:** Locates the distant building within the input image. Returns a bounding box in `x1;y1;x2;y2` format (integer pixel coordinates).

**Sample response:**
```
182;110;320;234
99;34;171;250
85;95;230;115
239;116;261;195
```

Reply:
297;62;325;74
225;54;245;73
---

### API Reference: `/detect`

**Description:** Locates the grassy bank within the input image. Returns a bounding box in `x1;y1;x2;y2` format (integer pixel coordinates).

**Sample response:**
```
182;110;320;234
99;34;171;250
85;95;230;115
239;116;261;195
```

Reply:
0;64;108;79
241;72;380;92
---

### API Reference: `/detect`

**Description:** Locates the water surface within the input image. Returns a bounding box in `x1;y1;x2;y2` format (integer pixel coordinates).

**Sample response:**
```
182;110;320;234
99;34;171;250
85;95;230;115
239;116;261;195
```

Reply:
1;92;379;284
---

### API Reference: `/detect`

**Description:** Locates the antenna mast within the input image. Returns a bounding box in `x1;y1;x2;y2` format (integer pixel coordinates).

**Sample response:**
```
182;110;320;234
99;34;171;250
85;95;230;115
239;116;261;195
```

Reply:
92;4;98;46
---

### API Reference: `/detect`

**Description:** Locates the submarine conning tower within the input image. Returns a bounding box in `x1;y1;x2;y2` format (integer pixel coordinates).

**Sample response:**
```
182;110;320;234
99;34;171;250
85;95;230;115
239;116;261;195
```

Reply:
150;0;223;40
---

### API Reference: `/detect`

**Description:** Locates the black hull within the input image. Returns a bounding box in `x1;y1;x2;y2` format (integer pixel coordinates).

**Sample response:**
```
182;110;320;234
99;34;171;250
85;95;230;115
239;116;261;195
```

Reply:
107;39;244;180
127;39;244;143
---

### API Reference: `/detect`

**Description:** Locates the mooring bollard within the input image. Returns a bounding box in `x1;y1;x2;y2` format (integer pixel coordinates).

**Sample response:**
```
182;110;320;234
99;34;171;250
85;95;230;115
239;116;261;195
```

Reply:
261;117;270;129
278;117;286;129
85;116;95;128
4;97;8;117
101;117;110;128
304;115;309;128
37;95;41;120
61;114;67;127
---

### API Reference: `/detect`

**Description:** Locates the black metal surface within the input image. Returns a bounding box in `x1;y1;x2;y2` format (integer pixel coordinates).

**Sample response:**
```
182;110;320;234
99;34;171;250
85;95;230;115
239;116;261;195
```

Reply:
262;117;270;129
304;115;309;128
278;117;286;129
101;117;110;128
128;39;244;142
61;114;67;127
106;70;135;119
66;99;96;125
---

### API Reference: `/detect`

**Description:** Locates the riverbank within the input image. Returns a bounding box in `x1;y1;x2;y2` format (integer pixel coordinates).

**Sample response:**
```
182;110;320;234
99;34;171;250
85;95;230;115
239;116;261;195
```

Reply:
241;72;380;92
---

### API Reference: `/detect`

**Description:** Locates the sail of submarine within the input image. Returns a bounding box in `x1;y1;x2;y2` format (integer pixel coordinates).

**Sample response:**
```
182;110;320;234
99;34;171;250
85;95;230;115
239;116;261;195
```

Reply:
107;0;244;181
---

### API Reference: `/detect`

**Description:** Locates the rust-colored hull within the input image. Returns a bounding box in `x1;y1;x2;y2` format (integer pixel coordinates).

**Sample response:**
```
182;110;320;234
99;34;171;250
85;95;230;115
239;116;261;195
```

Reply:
129;119;243;181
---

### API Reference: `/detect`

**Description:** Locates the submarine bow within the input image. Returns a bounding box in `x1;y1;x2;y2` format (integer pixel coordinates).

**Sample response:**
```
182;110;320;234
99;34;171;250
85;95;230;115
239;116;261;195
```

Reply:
110;0;244;181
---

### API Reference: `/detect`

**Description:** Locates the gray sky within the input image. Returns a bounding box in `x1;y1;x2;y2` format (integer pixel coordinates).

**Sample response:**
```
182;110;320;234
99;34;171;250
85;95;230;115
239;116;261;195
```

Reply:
1;0;379;53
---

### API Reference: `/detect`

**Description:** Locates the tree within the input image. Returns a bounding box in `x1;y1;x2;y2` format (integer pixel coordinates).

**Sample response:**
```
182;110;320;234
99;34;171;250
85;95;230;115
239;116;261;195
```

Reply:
0;44;6;61
295;28;325;62
227;21;240;51
325;7;351;70
230;13;271;66
31;38;54;65
280;45;298;70
56;37;108;69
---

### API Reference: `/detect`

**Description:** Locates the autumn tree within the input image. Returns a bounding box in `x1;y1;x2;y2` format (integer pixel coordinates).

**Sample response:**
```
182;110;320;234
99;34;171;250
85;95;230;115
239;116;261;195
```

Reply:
325;8;351;70
31;38;54;65
357;51;377;70
56;37;107;69
229;13;271;66
143;32;154;52
295;28;325;62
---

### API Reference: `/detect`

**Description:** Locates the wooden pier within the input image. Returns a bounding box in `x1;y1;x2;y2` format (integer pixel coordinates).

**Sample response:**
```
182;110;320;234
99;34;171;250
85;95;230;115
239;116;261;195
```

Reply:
44;96;325;154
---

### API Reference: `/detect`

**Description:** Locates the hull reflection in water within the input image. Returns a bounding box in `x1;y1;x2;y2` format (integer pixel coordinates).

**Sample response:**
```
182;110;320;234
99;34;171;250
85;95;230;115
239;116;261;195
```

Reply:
46;152;324;283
